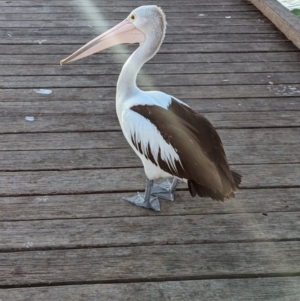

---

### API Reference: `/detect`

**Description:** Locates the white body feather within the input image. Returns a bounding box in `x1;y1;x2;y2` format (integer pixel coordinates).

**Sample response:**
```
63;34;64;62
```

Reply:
117;90;186;180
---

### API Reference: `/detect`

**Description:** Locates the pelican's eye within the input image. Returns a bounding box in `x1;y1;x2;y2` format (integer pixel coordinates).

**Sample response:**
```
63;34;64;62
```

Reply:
129;14;137;22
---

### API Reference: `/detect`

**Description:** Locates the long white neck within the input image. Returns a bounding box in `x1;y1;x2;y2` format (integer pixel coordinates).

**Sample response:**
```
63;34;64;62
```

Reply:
116;45;146;101
116;27;165;108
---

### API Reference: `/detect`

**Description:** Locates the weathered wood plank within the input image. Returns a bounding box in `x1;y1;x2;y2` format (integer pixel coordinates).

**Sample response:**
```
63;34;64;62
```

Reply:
249;0;300;50
0;132;126;151
0;187;299;221
4;61;300;76
0;128;298;151
0;6;258;14
1;278;299;301
1;143;299;171
0;12;271;21
0;149;139;170
0;111;299;134
4;51;300;67
2;73;300;89
0;127;299;170
0;241;300;286
10;34;287;45
0;164;299;196
1;98;300;115
1;44;300;57
0;0;251;6
1;212;300;251
0;41;296;53
0;19;276;28
1;25;278;36
1;85;300;102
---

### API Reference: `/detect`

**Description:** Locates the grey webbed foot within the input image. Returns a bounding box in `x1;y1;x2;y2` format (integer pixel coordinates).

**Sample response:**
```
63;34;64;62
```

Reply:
123;178;161;211
151;179;179;201
123;193;160;211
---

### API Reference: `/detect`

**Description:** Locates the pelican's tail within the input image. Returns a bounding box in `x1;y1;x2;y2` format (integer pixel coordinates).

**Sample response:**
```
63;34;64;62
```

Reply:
188;170;242;202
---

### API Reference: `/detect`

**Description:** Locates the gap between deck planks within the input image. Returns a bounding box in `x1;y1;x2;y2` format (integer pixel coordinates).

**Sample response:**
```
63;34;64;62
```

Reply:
1;277;300;301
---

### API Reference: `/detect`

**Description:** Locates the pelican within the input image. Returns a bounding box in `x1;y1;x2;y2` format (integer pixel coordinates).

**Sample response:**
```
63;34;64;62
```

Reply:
60;5;241;211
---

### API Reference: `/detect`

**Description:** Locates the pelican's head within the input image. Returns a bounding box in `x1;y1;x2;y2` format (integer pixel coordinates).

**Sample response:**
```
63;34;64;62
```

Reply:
60;5;166;65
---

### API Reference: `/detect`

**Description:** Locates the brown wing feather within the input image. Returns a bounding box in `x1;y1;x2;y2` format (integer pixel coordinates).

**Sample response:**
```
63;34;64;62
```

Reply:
167;99;235;183
130;98;241;199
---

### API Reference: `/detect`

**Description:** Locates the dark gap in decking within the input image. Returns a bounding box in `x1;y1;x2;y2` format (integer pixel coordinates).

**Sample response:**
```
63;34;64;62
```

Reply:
1;273;300;289
1;238;300;254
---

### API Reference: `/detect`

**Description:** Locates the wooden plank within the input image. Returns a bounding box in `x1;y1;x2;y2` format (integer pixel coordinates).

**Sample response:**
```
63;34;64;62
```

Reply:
2;52;300;65
0;0;251;6
4;61;300;76
1;143;299;171
1;25;278;36
1;97;300;116
0;127;299;170
2;72;300;89
7;33;284;44
0;149;139;171
0;128;298;151
4;71;300;87
1;38;294;53
0;24;276;39
1;212;300;251
1;85;300;102
0;241;300;286
0;164;299;196
0;6;258;14
0;111;299;134
0;19;276;28
0;132;127;151
1;44;300;57
1;277;300;301
0;187;299;221
0;12;271;21
249;0;300;50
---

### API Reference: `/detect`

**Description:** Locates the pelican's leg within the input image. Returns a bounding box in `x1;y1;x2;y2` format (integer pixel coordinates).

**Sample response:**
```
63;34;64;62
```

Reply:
151;178;179;201
123;179;160;211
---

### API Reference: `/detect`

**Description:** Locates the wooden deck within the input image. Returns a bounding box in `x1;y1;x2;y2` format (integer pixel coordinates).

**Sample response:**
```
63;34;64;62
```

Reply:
1;0;300;299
